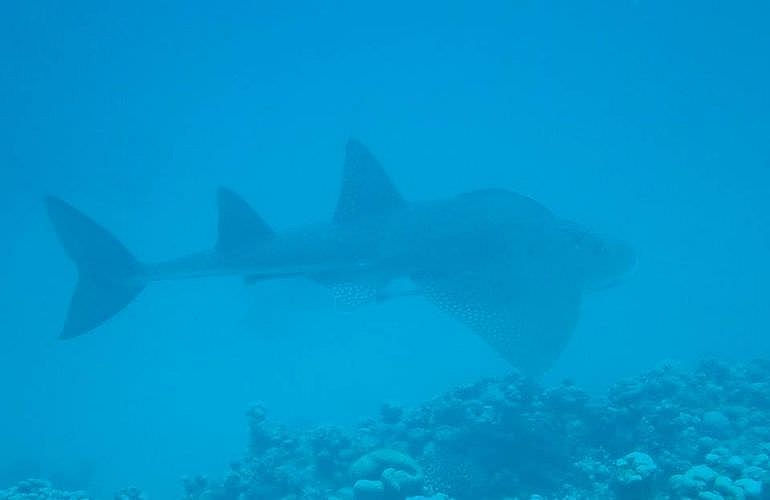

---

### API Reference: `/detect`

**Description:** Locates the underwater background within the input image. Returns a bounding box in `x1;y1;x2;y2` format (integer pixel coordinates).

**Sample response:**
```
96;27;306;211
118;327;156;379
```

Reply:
1;1;769;498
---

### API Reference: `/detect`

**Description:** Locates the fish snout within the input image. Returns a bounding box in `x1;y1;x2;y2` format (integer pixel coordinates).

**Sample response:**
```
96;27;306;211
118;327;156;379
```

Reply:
583;236;637;292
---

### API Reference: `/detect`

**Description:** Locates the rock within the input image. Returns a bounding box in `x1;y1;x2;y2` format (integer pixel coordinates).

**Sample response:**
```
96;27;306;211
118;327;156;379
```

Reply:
613;452;657;498
351;449;421;481
113;487;146;500
688;465;718;485
616;452;657;480
706;453;722;465
702;411;731;436
735;478;762;498
350;448;424;496
671;473;702;496
740;466;765;481
671;465;722;497
335;487;355;499
381;467;422;496
0;479;91;500
380;403;404;424
713;475;743;499
726;456;746;473
353;479;385;500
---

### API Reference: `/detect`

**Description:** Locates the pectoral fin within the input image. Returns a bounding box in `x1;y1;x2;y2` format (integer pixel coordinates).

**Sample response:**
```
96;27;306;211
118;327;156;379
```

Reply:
412;266;581;375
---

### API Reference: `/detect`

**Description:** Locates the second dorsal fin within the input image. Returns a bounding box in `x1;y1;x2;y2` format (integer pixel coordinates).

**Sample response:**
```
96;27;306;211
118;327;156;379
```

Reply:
216;187;274;253
333;140;404;224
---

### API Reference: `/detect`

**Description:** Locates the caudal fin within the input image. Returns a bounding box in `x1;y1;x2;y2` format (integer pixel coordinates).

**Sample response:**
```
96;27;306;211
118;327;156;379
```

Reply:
46;197;145;339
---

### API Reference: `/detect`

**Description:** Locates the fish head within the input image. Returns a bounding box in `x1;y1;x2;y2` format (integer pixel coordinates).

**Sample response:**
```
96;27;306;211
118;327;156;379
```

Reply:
566;226;636;292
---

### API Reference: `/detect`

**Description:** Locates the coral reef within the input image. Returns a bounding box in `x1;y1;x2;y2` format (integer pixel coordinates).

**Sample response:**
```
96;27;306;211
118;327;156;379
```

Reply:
184;360;770;499
113;487;147;500
350;449;424;498
0;479;89;500
7;360;770;499
0;480;147;500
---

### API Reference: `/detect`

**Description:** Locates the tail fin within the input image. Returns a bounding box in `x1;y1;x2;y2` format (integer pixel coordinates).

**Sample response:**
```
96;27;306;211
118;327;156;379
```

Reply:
45;197;145;339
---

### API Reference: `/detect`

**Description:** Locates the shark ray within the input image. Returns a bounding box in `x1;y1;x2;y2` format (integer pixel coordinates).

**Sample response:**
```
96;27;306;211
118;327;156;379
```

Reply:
46;140;635;375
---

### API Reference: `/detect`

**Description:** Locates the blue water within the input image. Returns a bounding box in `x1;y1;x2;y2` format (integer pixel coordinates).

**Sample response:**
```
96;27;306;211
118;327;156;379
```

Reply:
1;1;769;498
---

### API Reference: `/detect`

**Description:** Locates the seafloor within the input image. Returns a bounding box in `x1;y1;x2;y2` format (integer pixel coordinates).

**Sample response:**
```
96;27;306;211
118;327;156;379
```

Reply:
3;360;770;500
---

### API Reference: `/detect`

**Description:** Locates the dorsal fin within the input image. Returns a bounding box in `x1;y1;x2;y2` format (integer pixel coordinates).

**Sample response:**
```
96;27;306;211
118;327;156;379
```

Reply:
216;187;274;253
333;140;404;224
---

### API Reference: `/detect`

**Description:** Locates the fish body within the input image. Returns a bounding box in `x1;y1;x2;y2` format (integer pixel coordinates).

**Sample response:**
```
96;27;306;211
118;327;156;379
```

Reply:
47;140;635;374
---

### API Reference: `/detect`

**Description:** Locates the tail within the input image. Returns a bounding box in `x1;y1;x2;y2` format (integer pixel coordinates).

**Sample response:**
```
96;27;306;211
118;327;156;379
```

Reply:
46;197;145;339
